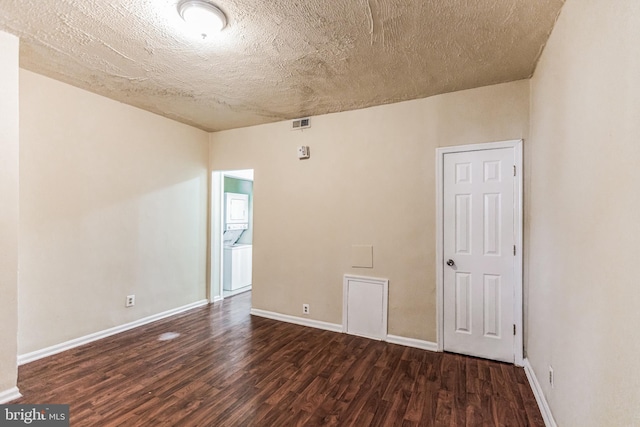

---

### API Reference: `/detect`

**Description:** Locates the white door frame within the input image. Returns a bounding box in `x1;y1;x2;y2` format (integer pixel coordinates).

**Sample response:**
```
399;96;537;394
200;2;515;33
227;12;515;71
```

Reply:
435;139;523;366
209;171;225;303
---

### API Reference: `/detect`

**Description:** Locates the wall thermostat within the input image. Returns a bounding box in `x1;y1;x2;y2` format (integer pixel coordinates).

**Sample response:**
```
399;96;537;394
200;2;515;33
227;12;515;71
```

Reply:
297;146;310;159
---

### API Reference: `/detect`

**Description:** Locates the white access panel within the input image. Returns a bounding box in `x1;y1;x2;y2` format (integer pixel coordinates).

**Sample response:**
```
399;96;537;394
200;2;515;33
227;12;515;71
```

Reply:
343;275;388;340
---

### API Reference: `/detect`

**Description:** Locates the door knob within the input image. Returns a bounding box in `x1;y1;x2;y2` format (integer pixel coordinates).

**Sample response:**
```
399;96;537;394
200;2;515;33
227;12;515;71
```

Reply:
446;259;455;267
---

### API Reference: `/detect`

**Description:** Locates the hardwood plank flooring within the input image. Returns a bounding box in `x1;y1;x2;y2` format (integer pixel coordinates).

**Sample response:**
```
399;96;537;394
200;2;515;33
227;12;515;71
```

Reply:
14;292;544;426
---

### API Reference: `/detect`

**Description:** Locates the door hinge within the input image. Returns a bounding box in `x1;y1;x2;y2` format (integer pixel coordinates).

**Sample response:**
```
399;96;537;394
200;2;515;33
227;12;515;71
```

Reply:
513;165;516;176
513;324;516;335
513;245;516;256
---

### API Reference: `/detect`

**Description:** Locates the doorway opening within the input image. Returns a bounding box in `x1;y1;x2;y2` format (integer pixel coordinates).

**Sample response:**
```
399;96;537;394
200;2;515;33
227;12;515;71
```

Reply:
210;169;254;302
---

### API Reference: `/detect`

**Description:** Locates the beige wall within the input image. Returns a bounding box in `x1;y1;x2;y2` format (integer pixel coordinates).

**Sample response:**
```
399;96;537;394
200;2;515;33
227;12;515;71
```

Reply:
527;0;640;425
19;70;210;355
0;31;19;394
210;80;529;341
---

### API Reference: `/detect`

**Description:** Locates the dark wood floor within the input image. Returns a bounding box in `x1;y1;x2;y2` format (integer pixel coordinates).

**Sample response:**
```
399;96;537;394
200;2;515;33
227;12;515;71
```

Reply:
14;292;544;426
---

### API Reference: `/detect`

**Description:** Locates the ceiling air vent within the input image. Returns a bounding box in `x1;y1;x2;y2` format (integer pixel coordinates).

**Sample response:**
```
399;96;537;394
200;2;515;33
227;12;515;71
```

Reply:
291;117;311;130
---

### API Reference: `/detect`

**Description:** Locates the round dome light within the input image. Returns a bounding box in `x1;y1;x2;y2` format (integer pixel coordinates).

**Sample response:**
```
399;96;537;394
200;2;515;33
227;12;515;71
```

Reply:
178;0;227;38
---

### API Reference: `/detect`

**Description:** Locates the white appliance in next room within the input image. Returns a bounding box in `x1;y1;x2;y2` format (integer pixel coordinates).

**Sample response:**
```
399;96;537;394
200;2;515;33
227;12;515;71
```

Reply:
225;192;249;229
223;244;252;291
223;192;249;247
223;192;252;292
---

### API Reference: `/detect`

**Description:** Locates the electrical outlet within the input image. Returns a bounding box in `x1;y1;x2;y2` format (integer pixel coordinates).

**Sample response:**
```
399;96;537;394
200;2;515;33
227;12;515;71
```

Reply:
302;304;309;315
549;366;554;388
126;295;135;307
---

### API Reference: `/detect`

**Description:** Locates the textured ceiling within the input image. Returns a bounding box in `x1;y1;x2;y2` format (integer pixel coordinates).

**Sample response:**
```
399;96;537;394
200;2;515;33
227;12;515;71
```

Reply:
0;0;564;132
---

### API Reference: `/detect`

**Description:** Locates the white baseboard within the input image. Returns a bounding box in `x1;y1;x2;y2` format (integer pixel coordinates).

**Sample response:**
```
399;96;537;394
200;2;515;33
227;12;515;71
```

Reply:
18;299;209;366
0;387;22;404
250;309;343;333
211;296;223;303
386;335;439;352
524;358;557;427
250;309;440;354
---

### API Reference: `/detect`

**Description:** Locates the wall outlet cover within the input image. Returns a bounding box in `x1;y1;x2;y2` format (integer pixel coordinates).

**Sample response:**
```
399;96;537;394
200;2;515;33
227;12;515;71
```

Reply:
126;295;135;307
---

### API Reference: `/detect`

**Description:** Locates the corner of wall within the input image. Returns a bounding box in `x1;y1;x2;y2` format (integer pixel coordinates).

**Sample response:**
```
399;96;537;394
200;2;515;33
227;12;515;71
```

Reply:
0;29;20;395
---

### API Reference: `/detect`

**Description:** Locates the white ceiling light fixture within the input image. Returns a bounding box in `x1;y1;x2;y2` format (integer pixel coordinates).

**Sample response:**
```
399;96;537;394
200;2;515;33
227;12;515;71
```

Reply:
178;0;227;39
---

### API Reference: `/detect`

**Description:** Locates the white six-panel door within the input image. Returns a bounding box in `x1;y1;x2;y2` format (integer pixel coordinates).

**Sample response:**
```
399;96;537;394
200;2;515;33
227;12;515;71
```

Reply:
442;147;516;363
